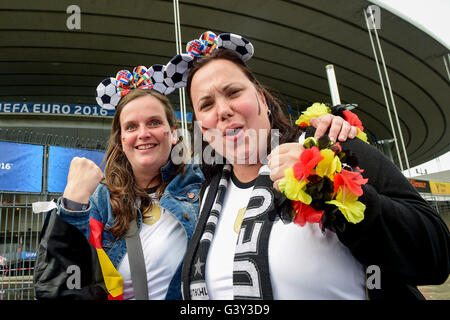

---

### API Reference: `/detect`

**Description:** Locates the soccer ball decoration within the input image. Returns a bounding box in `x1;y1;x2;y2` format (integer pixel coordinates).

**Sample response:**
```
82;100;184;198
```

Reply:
148;64;175;95
162;31;254;90
217;33;254;62
164;54;194;88
96;77;121;110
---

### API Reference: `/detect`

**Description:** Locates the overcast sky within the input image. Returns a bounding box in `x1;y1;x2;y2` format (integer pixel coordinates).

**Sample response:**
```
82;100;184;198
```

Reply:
372;0;450;48
369;0;450;177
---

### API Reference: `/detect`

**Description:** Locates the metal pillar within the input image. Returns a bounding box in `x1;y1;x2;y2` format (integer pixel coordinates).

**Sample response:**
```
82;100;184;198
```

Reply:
363;8;410;174
325;65;341;106
172;0;189;144
443;53;450;82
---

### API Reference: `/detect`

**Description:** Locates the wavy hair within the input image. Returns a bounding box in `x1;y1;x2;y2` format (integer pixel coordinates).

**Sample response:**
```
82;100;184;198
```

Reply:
102;88;184;238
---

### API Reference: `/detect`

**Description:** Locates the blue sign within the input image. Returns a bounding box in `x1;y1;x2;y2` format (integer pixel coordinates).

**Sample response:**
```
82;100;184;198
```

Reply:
20;251;37;260
174;111;193;122
47;146;105;193
0;102;192;121
0;102;115;117
0;141;44;192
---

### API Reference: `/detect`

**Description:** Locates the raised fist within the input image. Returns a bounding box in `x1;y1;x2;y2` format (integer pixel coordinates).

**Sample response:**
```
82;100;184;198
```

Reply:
62;157;104;204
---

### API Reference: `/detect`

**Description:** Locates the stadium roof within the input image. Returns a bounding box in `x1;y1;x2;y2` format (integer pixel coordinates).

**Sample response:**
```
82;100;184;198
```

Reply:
0;0;449;167
414;170;450;184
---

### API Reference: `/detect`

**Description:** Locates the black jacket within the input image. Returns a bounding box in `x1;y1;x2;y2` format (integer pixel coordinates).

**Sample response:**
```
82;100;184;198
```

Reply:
331;134;449;299
182;127;450;300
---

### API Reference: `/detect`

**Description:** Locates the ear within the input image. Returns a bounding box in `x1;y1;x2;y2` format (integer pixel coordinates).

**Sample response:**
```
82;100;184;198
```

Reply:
119;134;125;149
170;128;178;145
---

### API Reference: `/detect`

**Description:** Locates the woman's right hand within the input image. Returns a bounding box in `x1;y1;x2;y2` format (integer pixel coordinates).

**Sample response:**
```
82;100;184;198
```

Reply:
267;142;305;192
62;157;104;204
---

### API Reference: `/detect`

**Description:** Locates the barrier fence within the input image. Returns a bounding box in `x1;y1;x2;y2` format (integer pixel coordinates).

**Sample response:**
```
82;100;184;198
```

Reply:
0;130;104;300
0;193;50;300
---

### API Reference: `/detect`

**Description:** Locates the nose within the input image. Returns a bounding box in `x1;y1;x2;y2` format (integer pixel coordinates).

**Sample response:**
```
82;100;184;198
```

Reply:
216;98;234;121
137;125;152;140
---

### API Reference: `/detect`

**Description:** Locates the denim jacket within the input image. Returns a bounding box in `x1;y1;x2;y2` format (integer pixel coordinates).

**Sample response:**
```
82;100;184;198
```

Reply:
58;160;204;300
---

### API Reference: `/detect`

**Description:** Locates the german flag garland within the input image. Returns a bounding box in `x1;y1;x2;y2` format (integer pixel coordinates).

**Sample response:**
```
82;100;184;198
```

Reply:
279;103;369;232
89;217;124;300
296;102;368;143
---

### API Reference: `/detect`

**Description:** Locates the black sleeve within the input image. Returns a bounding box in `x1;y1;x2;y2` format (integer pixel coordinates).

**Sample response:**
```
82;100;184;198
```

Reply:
334;138;450;286
61;197;89;211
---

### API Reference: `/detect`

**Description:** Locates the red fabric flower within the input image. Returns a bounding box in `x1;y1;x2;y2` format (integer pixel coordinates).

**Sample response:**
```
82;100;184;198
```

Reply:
331;142;342;154
343;110;364;131
293;146;323;181
299;122;308;129
333;169;368;196
292;201;323;227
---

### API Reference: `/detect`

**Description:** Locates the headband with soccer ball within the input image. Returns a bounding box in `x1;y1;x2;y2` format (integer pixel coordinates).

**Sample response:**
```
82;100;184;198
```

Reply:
96;64;175;110
164;31;254;89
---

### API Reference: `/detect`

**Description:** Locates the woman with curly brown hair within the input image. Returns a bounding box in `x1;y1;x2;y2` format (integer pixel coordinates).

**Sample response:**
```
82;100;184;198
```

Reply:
58;83;204;300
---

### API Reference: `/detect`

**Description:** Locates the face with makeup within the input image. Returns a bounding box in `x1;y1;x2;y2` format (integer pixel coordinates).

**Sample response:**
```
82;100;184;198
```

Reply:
190;59;271;165
120;94;177;184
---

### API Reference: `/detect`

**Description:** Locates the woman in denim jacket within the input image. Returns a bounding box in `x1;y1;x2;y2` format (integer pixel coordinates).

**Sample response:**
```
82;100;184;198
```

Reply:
58;86;204;300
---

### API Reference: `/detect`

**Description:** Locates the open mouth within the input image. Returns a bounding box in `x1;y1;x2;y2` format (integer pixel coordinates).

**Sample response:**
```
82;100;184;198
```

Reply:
224;127;243;136
136;144;157;150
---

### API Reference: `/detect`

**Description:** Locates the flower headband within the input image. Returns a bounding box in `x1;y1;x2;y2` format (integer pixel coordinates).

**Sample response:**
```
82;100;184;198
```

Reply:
95;64;175;110
163;31;254;89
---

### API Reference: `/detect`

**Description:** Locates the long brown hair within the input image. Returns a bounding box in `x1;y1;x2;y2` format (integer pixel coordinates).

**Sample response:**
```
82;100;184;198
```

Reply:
186;49;302;181
102;88;184;238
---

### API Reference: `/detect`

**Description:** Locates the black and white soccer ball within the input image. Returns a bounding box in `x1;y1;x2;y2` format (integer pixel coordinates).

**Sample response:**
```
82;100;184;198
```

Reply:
148;64;175;95
218;33;254;62
95;77;121;110
164;54;194;89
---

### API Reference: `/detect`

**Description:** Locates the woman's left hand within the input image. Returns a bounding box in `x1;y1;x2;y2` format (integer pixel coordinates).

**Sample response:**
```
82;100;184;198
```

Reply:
268;143;304;192
310;114;357;142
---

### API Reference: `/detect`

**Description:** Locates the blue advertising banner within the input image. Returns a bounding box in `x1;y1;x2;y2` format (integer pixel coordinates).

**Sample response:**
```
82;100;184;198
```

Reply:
0;102;192;121
174;110;193;122
0;102;115;117
0;141;44;192
20;251;37;260
47;146;105;193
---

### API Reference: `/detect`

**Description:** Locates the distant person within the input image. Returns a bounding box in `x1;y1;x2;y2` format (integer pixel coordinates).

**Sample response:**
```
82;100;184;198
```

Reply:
0;255;8;276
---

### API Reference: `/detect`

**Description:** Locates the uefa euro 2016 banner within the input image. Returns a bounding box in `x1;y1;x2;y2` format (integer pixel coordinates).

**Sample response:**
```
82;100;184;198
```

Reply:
0;141;44;192
0;141;105;193
47;146;105;193
0;102;115;117
0;102;192;121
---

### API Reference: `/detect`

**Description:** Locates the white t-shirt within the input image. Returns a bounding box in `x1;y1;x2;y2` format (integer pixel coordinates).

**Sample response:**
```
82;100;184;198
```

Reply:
205;174;254;299
204;171;367;300
117;193;187;300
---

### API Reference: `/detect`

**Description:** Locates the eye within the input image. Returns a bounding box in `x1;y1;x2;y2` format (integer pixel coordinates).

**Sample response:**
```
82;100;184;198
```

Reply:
229;88;241;96
126;124;136;131
199;101;213;111
149;119;162;127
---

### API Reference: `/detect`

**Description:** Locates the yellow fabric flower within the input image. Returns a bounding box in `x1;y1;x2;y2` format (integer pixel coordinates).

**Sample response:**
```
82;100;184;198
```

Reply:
326;188;365;224
356;128;368;143
315;149;342;180
295;103;331;127
303;137;318;148
279;167;312;205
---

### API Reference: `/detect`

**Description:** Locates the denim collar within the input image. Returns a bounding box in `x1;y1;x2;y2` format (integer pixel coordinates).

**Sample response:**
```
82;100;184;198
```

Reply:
160;159;177;183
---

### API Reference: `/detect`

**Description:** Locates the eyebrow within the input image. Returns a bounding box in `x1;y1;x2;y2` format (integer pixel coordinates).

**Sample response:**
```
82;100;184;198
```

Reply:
197;82;239;105
121;116;163;127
